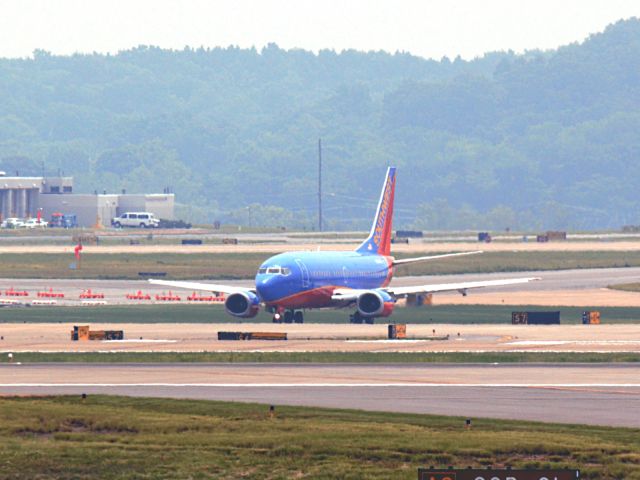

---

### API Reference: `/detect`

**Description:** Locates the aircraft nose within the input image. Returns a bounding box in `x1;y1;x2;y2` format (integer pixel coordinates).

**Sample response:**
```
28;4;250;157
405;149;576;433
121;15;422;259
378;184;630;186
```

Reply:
256;275;279;302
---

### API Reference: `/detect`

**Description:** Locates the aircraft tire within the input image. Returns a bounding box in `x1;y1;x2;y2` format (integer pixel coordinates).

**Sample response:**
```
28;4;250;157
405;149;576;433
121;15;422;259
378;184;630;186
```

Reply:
284;310;294;323
293;311;304;323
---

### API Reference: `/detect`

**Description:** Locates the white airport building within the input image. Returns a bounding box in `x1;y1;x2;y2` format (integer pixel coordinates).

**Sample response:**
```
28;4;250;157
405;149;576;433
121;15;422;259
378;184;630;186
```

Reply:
0;174;174;227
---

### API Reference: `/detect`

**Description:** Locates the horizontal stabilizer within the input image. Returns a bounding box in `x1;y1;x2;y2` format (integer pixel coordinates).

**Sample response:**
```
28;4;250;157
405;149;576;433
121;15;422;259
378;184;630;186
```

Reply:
392;250;482;266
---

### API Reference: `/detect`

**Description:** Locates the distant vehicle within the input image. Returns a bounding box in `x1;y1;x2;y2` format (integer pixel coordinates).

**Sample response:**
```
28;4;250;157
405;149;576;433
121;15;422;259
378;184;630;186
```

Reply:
49;212;78;228
112;212;160;229
22;218;48;229
0;218;25;229
157;218;192;229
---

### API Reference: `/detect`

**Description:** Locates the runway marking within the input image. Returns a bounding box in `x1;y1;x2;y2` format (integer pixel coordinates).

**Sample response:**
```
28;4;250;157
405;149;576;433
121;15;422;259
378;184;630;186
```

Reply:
537;386;640;395
508;340;640;346
1;383;640;388
346;340;427;343
101;339;178;343
3;349;640;354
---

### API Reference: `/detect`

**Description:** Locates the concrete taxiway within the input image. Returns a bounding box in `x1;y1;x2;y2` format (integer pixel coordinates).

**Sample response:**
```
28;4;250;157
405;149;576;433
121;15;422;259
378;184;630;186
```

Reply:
1;363;638;427
4;239;640;254
3;266;639;291
3;323;640;353
2;266;640;306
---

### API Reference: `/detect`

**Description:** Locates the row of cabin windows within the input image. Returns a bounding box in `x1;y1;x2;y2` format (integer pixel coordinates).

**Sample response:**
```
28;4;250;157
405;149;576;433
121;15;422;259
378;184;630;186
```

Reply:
313;270;385;278
258;267;385;278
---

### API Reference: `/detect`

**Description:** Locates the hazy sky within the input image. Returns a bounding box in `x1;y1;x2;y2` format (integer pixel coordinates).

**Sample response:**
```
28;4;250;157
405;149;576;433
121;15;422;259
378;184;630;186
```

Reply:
1;0;639;60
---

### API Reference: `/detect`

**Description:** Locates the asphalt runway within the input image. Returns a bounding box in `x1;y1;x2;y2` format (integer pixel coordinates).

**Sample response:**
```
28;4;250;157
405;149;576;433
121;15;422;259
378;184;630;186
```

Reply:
3;230;639;245
3;266;640;289
2;266;639;301
5;239;640;254
2;363;639;427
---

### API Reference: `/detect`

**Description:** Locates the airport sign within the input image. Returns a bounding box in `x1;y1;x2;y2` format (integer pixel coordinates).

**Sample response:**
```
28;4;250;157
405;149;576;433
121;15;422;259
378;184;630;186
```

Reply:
418;468;580;480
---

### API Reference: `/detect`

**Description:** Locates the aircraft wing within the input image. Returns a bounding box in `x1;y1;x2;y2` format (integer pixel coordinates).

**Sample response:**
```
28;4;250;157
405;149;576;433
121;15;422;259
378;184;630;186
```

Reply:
386;277;540;297
331;276;539;302
392;250;482;266
148;279;253;295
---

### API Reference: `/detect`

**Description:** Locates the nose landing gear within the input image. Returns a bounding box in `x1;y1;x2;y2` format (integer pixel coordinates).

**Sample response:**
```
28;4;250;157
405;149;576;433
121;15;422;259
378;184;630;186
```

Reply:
272;309;304;323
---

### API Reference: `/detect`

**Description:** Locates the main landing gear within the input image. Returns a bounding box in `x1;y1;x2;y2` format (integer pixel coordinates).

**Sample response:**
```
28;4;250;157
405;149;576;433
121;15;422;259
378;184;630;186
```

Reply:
349;312;374;324
272;309;304;324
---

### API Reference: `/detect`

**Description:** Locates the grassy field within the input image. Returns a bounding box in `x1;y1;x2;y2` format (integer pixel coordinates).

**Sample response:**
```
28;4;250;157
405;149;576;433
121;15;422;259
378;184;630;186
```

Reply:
393;250;640;276
0;252;268;279
2;304;640;324
2;250;640;279
0;396;637;479
608;282;640;292
2;351;639;364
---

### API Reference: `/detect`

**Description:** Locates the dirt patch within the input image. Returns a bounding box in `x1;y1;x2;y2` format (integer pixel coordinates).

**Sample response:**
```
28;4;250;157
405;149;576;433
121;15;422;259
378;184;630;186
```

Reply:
435;288;640;307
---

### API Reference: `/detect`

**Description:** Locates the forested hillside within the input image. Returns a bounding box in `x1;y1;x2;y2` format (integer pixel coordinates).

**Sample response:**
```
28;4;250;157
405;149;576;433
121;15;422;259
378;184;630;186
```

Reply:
1;19;639;230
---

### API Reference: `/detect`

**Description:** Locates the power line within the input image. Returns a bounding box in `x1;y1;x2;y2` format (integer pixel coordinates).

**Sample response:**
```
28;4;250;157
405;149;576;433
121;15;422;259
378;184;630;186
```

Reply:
318;138;322;232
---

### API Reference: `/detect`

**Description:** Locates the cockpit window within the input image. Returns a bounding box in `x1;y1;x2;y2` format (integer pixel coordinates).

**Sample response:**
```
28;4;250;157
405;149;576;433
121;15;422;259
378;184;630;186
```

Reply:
258;265;290;275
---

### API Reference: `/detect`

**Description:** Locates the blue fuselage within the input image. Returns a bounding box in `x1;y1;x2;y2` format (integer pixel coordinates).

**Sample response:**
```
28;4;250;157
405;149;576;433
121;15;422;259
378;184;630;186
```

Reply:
254;251;394;309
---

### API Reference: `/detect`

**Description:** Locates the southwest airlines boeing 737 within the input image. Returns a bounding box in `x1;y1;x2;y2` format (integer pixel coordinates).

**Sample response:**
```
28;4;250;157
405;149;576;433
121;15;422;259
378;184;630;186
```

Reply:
151;167;538;323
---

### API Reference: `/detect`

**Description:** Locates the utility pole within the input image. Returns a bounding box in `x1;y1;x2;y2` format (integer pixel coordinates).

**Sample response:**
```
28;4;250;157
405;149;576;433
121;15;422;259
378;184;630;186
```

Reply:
318;138;322;232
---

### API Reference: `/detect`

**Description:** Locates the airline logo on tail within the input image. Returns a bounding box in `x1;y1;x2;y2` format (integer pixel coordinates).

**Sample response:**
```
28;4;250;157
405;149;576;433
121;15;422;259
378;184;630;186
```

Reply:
373;172;394;248
357;166;396;256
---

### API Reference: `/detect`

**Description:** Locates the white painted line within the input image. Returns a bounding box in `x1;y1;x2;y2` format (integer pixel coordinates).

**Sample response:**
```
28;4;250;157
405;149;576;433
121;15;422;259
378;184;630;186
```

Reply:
346;340;427;343
2;349;640;354
31;300;58;306
101;339;178;343
0;383;639;388
0;299;20;305
508;340;640;346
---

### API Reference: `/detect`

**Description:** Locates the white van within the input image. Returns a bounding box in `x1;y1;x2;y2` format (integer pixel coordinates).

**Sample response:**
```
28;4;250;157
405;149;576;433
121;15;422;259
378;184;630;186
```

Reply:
22;218;48;229
112;212;160;228
0;217;25;229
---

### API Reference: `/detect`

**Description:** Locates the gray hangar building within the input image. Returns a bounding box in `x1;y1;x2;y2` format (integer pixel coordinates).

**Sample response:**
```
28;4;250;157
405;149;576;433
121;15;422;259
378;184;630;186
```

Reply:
0;174;174;227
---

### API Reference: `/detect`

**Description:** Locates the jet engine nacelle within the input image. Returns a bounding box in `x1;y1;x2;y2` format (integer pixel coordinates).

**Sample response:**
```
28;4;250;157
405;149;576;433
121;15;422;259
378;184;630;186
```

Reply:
356;290;395;317
225;291;261;318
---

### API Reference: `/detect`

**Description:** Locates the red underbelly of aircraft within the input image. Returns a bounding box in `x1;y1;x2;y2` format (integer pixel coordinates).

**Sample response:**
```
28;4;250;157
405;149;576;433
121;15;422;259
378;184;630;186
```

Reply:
266;285;339;309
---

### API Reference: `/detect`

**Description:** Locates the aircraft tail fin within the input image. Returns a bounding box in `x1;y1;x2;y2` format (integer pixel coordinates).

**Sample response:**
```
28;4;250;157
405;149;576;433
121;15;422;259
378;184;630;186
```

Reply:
356;166;396;256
